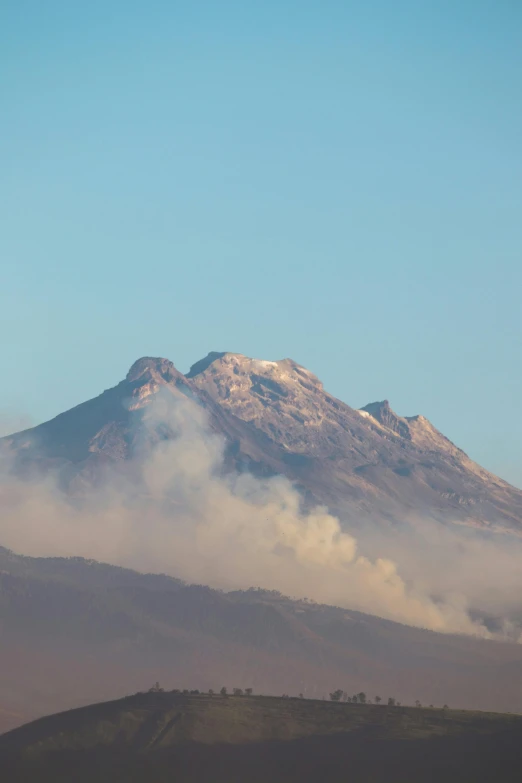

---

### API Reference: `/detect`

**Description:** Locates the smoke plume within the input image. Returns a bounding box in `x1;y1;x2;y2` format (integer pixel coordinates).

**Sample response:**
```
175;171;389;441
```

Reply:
1;392;521;640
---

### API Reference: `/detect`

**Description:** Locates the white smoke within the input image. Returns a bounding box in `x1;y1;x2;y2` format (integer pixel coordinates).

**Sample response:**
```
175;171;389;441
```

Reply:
0;392;520;640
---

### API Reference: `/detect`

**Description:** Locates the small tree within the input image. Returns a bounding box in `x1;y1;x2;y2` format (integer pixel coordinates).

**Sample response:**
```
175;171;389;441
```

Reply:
329;689;344;702
352;695;358;704
357;692;367;704
298;693;304;699
443;704;449;710
233;688;244;696
208;689;214;695
415;700;421;708
387;697;396;707
220;687;227;696
245;688;253;696
374;696;382;704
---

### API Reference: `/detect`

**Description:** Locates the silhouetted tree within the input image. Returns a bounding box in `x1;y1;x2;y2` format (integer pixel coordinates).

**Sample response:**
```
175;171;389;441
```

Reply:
415;700;421;708
233;688;244;696
220;687;227;696
387;697;396;707
357;692;367;704
245;688;253;696
443;704;449;710
329;689;344;702
298;693;304;699
375;696;382;704
208;689;214;695
352;695;358;704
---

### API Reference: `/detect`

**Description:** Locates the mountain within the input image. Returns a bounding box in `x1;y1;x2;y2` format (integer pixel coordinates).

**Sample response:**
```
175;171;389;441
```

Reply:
3;691;522;783
2;352;522;530
2;546;522;735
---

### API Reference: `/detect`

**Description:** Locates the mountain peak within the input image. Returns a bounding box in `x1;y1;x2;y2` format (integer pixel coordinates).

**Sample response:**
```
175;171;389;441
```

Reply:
187;351;322;386
185;352;228;379
126;357;184;384
360;400;412;439
360;402;469;461
363;399;392;415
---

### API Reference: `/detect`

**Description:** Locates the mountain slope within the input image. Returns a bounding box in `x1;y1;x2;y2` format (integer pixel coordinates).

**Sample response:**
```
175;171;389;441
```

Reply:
2;692;522;783
2;352;522;529
2;546;522;734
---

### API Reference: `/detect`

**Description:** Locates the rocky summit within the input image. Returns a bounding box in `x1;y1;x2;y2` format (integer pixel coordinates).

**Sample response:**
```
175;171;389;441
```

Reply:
3;352;522;530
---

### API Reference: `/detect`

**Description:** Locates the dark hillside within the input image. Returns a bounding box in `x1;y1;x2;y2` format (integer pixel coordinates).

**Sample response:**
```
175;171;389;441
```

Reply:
2;692;522;782
3;547;522;733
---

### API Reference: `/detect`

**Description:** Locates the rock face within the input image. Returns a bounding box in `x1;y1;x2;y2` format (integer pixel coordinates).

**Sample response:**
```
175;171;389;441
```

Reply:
2;352;522;530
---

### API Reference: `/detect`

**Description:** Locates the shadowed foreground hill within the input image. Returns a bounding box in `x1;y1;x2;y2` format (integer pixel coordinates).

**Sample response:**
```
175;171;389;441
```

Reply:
2;692;522;782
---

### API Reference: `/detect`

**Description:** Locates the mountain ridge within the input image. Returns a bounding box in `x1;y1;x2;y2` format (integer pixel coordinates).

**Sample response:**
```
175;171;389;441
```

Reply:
2;351;521;530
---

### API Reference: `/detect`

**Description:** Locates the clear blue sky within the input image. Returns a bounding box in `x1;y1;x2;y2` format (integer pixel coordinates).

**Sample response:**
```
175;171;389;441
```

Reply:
1;1;521;487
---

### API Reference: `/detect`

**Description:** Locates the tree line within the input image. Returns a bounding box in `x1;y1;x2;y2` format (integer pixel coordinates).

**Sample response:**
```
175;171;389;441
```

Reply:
329;690;448;709
148;683;253;697
146;683;448;709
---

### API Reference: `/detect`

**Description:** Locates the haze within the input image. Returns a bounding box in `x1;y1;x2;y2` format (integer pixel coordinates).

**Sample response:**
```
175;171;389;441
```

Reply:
2;392;522;641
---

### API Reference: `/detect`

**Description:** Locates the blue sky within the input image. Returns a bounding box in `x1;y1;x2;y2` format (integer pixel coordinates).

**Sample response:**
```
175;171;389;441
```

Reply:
1;1;521;486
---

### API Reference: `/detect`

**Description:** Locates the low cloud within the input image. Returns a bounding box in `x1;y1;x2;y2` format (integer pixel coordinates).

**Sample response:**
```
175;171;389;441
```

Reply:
0;392;521;640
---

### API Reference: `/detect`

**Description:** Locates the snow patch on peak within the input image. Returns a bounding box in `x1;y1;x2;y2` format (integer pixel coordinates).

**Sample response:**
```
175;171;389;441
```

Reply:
252;359;279;369
187;351;322;387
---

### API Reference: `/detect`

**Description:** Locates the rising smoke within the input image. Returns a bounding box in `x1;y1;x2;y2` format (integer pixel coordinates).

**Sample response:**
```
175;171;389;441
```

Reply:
0;391;521;640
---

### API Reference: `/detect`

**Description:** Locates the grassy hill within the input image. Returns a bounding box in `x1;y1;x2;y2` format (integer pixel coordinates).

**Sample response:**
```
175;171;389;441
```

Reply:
2;691;522;782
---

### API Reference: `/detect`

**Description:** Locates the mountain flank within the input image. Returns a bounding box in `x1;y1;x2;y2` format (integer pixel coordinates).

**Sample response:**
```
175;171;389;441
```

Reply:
2;352;522;529
2;546;522;734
